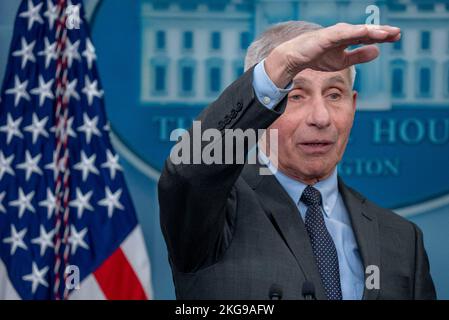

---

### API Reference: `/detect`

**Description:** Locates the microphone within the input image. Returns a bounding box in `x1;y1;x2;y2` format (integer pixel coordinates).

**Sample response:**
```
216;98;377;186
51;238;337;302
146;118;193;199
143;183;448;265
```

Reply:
268;284;283;300
302;281;316;300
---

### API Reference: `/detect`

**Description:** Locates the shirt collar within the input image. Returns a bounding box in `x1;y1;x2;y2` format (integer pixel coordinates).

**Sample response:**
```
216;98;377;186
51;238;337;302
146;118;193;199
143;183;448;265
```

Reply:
260;152;339;217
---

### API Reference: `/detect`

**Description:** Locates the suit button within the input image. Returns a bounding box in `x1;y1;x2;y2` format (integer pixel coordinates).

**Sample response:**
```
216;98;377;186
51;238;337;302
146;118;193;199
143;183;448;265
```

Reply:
230;110;237;118
224;117;231;125
236;102;243;111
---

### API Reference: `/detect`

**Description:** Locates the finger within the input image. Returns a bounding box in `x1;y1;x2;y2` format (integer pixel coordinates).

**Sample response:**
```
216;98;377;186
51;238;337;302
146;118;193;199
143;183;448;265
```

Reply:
325;23;400;47
366;24;400;41
385;32;401;42
369;24;401;34
325;24;370;46
357;24;401;38
351;32;401;46
344;45;379;67
339;30;400;47
357;32;402;47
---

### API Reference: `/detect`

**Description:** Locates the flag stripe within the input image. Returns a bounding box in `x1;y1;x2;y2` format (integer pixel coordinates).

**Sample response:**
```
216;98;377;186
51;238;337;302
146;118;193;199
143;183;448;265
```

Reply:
121;226;152;299
0;259;20;300
94;247;148;300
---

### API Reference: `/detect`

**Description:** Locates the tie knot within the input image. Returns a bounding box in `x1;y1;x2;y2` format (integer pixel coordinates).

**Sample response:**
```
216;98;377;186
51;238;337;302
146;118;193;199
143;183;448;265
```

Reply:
300;185;322;206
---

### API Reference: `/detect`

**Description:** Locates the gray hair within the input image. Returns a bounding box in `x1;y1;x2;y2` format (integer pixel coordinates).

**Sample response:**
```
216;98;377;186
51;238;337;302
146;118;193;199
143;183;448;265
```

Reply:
244;21;356;88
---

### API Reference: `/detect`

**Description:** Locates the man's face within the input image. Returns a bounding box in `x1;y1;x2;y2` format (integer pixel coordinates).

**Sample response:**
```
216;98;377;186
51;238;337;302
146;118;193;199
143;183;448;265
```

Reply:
268;68;357;184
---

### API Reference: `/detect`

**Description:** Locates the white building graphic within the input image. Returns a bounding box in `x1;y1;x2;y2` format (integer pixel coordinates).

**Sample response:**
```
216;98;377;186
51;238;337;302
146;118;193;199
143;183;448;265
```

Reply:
385;0;449;108
140;0;251;106
140;0;449;109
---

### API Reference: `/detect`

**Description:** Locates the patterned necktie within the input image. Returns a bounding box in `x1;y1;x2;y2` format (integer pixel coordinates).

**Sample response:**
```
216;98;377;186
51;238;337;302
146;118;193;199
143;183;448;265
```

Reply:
301;185;342;300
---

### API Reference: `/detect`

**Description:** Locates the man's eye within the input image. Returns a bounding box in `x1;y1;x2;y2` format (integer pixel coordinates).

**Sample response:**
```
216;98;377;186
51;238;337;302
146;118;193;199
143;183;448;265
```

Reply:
290;94;303;101
328;93;341;100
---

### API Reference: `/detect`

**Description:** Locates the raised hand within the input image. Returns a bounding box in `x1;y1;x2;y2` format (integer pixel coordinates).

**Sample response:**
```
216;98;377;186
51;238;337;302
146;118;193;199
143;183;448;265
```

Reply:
264;23;401;88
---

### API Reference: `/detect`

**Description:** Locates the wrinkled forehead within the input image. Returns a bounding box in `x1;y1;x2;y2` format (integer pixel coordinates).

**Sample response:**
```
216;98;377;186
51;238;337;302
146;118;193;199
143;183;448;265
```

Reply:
292;68;352;89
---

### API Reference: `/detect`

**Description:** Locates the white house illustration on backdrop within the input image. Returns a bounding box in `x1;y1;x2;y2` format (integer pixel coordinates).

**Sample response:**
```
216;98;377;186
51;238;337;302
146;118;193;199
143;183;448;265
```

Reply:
140;0;449;110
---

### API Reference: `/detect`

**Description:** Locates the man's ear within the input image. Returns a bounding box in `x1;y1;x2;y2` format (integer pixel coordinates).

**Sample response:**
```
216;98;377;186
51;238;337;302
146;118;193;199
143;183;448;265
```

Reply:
352;90;358;112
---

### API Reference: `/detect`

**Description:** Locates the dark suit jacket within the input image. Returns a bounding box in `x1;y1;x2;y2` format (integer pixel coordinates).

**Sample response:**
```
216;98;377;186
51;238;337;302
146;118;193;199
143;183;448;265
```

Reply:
158;66;436;300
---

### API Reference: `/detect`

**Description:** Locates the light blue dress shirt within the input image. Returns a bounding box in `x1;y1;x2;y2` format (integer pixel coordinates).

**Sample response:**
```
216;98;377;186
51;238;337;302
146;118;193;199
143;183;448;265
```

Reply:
252;60;293;109
253;61;365;300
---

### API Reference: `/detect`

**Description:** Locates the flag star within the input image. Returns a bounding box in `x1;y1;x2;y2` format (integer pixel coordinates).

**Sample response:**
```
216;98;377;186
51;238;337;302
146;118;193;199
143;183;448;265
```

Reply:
38;37;57;69
63;79;80;103
0;114;24;144
9;188;35;218
44;151;58;180
50;116;77;139
43;0;59;30
0;191;6;214
5;76;30;107
82;38;97;70
30;75;54;107
69;188;93;219
0;151;15;181
19;0;44;31
39;188;56;219
3;225;28;255
12;37;36;69
98;187;124;218
82;76;103;106
68;225;89;255
31;225;55;256
77;113;101;144
64;39;81;68
22;262;49;294
64;117;77;138
16;151;42;181
24;113;49;144
101;149;122;179
74;151;99;181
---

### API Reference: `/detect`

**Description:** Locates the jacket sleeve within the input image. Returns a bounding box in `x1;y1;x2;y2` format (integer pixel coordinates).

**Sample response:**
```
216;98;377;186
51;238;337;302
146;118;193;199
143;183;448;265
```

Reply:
412;223;437;299
158;65;287;273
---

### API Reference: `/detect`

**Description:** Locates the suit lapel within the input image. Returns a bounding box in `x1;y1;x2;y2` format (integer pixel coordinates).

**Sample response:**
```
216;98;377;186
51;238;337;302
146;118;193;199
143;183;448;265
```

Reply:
242;163;327;300
338;177;380;300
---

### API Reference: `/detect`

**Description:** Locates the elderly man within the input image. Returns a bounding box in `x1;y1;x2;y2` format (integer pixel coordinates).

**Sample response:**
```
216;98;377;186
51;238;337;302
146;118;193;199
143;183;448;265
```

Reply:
158;21;436;300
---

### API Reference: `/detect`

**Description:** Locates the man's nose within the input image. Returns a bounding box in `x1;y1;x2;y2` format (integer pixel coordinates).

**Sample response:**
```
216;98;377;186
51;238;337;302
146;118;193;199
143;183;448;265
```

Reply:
306;97;331;129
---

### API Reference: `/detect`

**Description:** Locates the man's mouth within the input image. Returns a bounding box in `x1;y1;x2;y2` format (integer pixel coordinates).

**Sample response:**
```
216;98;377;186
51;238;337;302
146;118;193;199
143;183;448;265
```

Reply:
297;140;334;154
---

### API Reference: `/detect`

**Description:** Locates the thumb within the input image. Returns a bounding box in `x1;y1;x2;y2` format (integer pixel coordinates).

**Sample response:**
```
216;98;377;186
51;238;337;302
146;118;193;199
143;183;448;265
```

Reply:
344;45;379;67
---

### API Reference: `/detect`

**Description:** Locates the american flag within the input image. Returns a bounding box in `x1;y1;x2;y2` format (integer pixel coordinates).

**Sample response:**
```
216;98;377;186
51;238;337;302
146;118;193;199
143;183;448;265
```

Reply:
0;0;152;299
